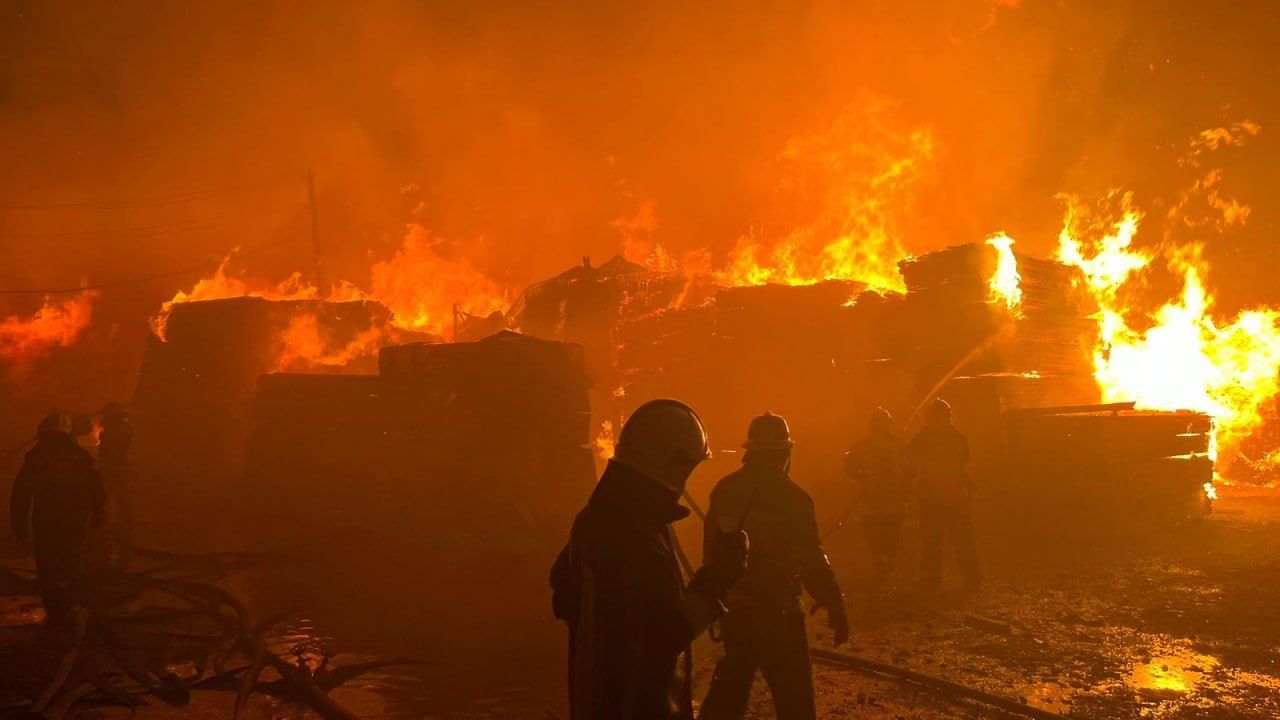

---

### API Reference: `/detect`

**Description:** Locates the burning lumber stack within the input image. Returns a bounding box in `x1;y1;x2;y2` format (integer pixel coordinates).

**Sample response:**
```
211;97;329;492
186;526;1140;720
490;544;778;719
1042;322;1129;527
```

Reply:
609;279;917;492
1002;405;1214;528
131;297;398;487
615;303;717;379
898;243;1101;410
513;255;681;382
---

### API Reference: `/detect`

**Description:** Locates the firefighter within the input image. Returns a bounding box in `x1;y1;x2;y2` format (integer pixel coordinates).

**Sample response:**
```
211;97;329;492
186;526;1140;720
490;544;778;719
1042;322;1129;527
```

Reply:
9;411;105;623
98;401;134;555
907;398;980;593
550;399;749;720
699;412;847;720
844;407;908;582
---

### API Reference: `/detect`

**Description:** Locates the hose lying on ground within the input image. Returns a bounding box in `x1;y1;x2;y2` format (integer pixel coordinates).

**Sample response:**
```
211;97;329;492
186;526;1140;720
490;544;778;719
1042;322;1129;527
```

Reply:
811;647;1066;720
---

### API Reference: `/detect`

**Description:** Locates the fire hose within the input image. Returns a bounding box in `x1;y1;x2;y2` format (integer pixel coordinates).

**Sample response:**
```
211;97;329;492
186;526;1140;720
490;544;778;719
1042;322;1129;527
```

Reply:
810;647;1065;720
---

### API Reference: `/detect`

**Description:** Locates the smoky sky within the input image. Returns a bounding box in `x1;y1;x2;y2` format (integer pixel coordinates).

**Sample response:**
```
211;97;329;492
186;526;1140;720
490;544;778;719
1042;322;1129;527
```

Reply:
1;0;1278;407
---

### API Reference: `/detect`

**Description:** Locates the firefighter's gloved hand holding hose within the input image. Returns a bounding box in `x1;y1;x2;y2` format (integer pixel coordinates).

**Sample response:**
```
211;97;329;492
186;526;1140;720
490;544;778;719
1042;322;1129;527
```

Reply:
688;528;749;601
809;590;850;646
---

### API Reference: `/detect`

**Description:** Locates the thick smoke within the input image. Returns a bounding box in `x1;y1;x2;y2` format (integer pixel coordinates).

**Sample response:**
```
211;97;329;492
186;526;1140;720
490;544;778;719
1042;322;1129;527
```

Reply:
1;0;1277;418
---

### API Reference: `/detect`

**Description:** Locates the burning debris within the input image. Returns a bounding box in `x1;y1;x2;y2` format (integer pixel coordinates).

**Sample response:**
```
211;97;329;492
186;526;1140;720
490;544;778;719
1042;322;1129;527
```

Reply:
131;297;420;487
511;230;1221;519
1049;193;1280;481
153;224;511;346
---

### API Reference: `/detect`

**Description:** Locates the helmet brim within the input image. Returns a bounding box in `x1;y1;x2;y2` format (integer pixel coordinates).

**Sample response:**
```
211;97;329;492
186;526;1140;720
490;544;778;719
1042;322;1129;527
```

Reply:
742;439;794;450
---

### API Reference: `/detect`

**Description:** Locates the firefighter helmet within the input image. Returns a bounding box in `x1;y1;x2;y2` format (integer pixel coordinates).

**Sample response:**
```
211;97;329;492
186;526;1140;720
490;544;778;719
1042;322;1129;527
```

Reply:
924;397;952;424
742;411;794;450
612;399;712;492
37;410;72;436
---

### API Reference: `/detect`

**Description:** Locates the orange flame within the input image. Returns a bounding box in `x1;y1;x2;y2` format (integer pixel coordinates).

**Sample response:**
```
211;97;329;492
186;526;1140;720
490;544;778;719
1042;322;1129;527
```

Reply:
369;224;508;337
617;99;933;297
151;255;318;340
714;100;932;292
0;293;97;368
985;232;1022;314
273;312;386;373
593;419;616;461
155;223;508;364
1055;194;1280;468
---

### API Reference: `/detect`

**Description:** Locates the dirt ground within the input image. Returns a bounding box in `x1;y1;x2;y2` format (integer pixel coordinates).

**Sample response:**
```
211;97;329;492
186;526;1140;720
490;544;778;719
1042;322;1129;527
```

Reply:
3;486;1279;719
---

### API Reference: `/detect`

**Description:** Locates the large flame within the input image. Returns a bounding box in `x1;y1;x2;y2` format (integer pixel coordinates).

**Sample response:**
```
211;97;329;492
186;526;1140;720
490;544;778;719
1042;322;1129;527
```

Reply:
621;99;934;295
369;224;508;337
714;100;933;292
1054;194;1280;468
985;232;1022;314
273;312;386;373
151;255;319;340
0;293;97;368
154;223;509;373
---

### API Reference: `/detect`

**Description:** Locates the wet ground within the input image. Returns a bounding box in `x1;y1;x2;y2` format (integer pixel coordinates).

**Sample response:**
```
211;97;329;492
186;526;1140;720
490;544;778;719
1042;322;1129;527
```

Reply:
3;486;1279;718
701;485;1280;719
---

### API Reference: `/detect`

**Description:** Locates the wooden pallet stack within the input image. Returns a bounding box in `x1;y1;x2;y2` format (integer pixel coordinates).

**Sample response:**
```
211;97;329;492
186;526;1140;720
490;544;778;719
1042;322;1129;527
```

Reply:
898;243;1101;412
377;330;593;453
1002;404;1214;526
243;330;597;552
130;297;397;486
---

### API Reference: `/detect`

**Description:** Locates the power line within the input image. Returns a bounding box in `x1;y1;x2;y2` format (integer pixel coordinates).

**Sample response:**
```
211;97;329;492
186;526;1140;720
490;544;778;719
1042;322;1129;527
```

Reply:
0;176;299;211
0;190;224;211
0;217;214;240
0;261;225;295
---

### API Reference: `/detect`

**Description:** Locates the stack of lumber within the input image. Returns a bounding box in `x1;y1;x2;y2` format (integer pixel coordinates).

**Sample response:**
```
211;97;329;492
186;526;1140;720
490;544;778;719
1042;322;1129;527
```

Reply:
378;330;593;452
130;297;397;485
713;281;862;342
898;244;1102;437
243;331;597;553
1002;404;1213;526
615;303;717;377
898;243;1097;377
513;255;685;380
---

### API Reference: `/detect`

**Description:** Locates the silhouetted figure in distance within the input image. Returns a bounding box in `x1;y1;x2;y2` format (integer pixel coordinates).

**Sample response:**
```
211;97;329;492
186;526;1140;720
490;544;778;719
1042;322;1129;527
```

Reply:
844;407;908;582
699;412;847;720
551;399;748;720
10;411;105;623
907;398;980;593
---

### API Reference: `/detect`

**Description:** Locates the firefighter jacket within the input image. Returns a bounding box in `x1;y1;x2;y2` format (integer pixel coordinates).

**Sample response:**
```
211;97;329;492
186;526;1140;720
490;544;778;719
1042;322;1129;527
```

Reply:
906;424;971;503
844;429;908;517
11;431;104;545
550;461;699;720
704;460;841;613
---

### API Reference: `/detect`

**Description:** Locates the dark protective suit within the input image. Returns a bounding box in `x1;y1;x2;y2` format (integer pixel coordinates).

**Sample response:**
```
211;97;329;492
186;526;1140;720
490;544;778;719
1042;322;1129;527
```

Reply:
698;456;843;720
550;461;701;720
906;424;980;590
844;429;908;570
10;430;105;620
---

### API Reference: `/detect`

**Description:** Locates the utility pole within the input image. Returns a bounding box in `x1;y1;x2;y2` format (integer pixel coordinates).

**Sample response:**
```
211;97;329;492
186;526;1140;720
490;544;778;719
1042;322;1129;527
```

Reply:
306;169;326;297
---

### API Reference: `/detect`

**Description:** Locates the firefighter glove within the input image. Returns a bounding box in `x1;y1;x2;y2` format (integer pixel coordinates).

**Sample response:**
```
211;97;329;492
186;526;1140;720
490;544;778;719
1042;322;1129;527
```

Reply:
687;529;749;600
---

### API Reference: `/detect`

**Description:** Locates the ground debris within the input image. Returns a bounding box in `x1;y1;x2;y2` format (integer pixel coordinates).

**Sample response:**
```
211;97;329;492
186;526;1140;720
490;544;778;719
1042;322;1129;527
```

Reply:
0;547;426;720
